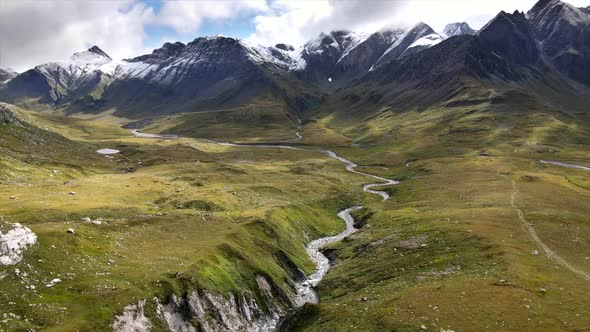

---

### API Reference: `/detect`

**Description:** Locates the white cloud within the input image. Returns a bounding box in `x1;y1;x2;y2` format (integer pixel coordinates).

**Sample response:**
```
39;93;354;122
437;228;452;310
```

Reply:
153;0;268;35
246;0;410;47
1;0;588;71
247;0;590;47
0;0;270;71
0;0;154;72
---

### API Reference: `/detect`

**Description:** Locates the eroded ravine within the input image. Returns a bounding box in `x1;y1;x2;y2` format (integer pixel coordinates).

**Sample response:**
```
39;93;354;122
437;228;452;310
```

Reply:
124;130;400;330
189;139;399;306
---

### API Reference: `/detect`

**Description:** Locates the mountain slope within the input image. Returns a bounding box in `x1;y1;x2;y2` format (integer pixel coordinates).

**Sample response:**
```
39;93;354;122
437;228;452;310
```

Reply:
309;9;587;126
0;39;322;118
0;46;113;110
0;0;589;121
104;36;321;117
288;30;374;89
288;24;450;90
527;0;590;85
0;103;106;174
0;68;17;82
373;22;442;67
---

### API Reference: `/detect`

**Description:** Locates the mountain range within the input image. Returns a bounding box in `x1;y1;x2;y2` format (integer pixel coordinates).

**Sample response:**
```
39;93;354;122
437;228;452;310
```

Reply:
0;0;589;120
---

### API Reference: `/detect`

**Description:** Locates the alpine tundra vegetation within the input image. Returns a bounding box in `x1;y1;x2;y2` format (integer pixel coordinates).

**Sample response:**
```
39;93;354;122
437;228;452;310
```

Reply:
1;0;590;331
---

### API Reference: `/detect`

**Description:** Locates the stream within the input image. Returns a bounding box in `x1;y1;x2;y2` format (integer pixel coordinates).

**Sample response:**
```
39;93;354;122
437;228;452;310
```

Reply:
127;130;399;319
180;137;399;305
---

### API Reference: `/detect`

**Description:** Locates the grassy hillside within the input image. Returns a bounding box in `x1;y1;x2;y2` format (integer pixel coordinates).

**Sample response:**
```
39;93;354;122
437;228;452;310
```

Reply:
0;106;378;331
279;84;590;331
136;99;302;143
1;80;590;332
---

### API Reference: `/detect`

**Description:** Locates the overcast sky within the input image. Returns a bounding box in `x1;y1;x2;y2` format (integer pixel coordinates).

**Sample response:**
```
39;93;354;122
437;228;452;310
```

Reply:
1;0;589;72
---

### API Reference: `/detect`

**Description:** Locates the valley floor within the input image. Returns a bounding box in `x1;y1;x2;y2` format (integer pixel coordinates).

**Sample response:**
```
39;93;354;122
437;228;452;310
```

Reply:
1;104;590;331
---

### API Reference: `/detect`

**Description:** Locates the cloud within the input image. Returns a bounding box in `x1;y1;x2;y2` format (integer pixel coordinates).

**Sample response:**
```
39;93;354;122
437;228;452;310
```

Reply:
0;0;154;72
1;0;588;71
152;0;268;35
247;0;590;47
0;0;269;71
246;0;410;47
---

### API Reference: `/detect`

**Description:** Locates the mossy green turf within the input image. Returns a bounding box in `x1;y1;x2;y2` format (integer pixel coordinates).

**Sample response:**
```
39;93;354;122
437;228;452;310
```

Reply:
2;90;590;332
0;108;372;331
283;89;590;331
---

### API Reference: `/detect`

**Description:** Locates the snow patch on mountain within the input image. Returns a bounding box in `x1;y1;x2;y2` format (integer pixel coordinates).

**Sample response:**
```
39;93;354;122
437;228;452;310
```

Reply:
70;46;111;66
114;61;157;80
408;33;444;47
240;41;294;68
289;51;308;71
336;32;371;63
0;68;18;82
376;23;436;65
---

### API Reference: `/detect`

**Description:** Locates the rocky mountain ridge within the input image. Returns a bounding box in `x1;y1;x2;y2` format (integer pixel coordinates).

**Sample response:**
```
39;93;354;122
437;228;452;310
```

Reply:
0;68;17;82
0;19;475;116
0;0;588;118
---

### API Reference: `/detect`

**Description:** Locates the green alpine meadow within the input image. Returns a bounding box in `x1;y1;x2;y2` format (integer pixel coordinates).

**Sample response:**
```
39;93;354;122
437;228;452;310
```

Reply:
1;0;589;331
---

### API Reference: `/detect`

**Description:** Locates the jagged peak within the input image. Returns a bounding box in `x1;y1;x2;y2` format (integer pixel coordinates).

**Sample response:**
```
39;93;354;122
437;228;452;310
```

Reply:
70;45;112;66
187;35;240;46
330;29;353;37
480;10;529;33
0;67;17;74
126;41;188;64
528;0;589;26
443;22;477;37
274;43;294;51
0;67;18;82
529;0;563;14
87;46;111;59
478;10;539;65
162;41;186;48
411;22;435;34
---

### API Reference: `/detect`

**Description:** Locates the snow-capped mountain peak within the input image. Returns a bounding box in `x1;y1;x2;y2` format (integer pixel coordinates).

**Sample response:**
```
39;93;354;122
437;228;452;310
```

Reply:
0;68;18;82
70;46;112;66
442;22;477;37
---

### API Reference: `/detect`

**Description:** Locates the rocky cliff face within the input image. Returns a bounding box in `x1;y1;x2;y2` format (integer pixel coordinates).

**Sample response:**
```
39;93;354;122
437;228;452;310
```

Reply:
527;0;590;84
373;22;441;67
478;11;540;66
289;30;370;88
112;275;293;332
0;103;24;127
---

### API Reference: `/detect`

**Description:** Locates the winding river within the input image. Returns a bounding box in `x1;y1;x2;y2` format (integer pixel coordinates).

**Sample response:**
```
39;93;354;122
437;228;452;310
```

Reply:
179;137;399;305
126;130;399;311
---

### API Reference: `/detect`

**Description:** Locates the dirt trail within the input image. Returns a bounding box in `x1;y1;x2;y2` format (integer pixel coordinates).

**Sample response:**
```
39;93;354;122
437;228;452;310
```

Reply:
511;179;590;281
539;160;590;171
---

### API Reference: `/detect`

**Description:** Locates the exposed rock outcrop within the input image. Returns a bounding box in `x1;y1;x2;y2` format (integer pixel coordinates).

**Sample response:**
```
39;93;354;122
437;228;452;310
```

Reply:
0;223;37;265
112;300;152;332
0;103;24;126
113;275;291;332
